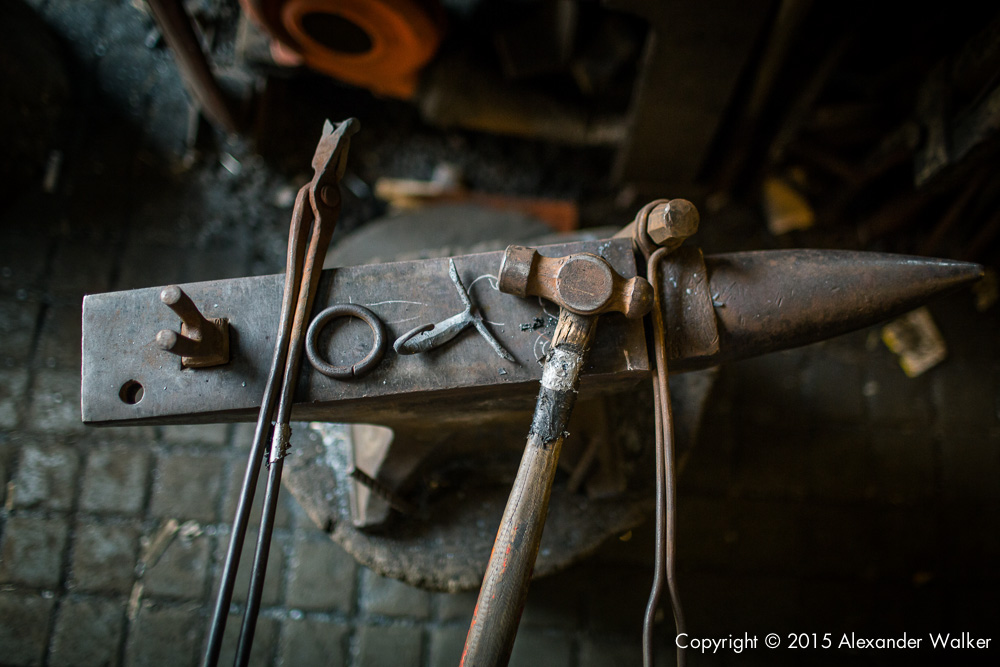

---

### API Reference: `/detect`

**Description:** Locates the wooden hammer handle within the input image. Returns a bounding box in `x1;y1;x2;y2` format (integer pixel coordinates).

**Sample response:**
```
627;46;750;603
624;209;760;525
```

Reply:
462;312;595;666
461;428;566;666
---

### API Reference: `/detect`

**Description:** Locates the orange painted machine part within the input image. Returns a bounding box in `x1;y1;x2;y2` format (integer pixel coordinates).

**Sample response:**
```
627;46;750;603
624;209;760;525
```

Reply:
240;0;443;99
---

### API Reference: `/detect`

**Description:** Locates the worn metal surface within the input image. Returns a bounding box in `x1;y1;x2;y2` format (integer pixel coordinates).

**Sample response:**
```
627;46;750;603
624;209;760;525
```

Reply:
688;250;984;369
83;245;983;425
81;238;647;427
646;199;700;250
497;245;653;318
393;259;514;361
659;246;719;363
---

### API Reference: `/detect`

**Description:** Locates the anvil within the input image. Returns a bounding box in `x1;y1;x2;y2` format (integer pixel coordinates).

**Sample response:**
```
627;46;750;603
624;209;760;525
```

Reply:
80;235;981;589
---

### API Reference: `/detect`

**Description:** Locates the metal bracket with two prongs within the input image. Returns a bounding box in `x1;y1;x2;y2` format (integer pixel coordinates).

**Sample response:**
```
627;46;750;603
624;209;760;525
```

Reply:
393;258;515;362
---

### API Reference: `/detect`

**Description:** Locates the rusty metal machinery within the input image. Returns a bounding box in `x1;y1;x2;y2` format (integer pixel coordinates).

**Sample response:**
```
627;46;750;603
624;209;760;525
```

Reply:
239;0;444;99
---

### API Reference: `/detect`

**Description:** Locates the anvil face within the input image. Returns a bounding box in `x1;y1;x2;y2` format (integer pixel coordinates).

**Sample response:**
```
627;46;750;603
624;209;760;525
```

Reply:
81;238;648;428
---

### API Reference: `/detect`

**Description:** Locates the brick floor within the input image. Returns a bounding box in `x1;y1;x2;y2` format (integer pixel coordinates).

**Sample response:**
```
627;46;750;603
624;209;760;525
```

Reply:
0;2;998;666
356;625;423;667
124;603;201;667
49;595;125;667
286;537;357;614
12;442;80;511
0;515;70;589
280;617;349;667
0;591;56;666
79;445;152;516
68;520;140;594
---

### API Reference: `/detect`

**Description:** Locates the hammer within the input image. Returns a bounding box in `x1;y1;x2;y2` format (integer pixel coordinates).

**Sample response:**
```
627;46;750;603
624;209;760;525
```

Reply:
461;247;653;666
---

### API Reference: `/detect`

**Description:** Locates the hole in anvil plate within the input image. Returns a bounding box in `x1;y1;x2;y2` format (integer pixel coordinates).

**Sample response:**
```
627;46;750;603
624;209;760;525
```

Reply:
119;380;144;405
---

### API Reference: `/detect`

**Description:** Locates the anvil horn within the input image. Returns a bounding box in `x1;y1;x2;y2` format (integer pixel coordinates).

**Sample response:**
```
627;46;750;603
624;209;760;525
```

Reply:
699;249;983;367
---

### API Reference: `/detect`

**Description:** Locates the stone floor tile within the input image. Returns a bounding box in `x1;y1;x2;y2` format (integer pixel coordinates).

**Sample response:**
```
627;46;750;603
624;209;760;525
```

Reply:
69;521;140;594
160;424;230;448
35;305;83;371
149;453;225;523
0;590;55;666
435;589;478;622
79;445;152;515
361;569;431;620
0;297;40;366
49;595;125;667
12;441;80;511
142;530;211;601
215;529;285;608
279;617;348;667
0;368;29;429
286;537;357;613
0;515;69;588
509;628;572;667
26;370;85;434
428;625;466;667
125;603;200;667
356;624;422;667
216;614;278;667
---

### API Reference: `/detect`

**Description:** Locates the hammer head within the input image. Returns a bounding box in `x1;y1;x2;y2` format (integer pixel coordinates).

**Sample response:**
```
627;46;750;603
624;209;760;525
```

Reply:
498;246;653;319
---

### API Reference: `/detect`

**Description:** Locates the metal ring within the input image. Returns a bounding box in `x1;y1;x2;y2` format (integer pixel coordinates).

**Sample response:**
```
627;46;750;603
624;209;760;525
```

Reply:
306;304;387;379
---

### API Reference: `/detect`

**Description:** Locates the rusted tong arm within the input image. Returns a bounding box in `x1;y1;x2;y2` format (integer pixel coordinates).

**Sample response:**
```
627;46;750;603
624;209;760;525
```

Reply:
461;247;652;666
637;201;700;667
234;119;358;667
203;119;359;667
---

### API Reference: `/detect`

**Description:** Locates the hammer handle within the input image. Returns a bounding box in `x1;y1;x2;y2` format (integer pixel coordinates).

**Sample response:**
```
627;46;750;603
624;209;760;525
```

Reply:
462;312;595;666
461;429;566;665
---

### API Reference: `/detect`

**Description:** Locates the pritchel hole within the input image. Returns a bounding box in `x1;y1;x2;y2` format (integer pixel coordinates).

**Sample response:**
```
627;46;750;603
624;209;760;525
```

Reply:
119;380;144;405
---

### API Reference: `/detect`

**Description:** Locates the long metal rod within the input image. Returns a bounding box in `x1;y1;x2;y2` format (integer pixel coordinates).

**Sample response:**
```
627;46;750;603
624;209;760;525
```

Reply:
235;182;343;665
144;0;240;133
201;189;310;667
643;246;686;667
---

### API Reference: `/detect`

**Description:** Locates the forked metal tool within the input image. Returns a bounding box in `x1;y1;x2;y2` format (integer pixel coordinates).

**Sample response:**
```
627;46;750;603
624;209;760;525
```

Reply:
394;258;515;361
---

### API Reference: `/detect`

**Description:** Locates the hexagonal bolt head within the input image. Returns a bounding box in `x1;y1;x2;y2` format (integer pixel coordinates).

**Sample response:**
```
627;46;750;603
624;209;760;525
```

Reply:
648;199;700;251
